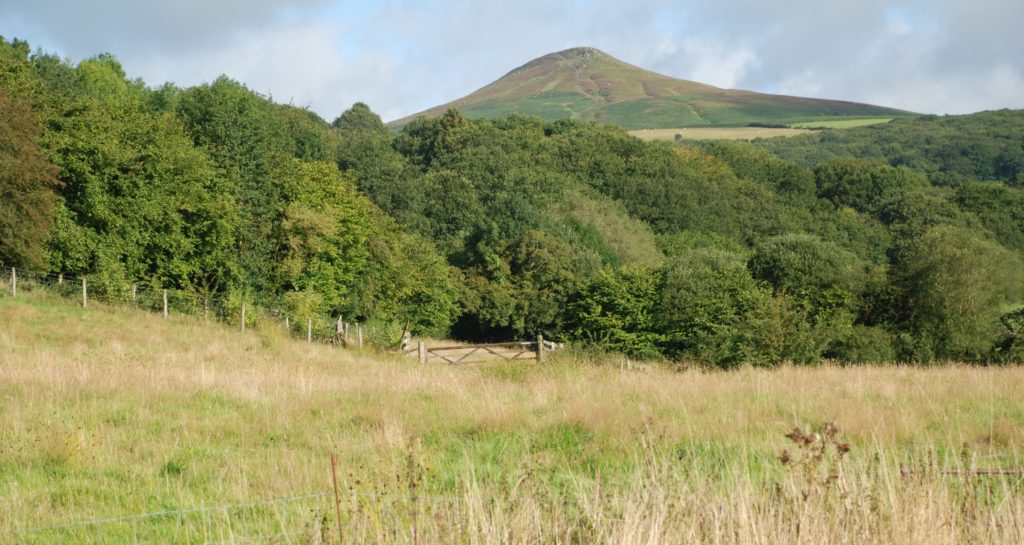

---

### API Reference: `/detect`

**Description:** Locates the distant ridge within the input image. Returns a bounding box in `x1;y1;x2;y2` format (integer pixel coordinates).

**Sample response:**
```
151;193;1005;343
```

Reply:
389;47;913;129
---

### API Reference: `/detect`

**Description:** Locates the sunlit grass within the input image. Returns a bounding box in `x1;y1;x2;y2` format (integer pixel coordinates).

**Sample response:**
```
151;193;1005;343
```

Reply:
629;127;809;141
1;290;1021;544
790;117;893;129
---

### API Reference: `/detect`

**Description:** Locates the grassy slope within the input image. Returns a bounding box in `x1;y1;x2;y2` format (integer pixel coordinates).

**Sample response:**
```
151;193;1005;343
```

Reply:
629;127;811;141
790;117;894;129
390;48;913;129
2;292;1022;543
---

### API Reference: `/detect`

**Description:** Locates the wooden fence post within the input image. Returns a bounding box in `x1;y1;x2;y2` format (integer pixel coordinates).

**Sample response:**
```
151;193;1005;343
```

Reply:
307;318;313;343
241;303;247;332
285;316;290;331
162;289;168;320
10;267;15;297
203;297;209;321
58;273;63;285
82;277;87;308
536;334;545;363
356;323;363;348
343;322;350;343
336;316;343;337
418;341;427;365
131;285;137;305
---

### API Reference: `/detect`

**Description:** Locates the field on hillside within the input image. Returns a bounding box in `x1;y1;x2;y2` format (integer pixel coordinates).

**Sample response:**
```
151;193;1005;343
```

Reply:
790;117;893;129
1;292;1023;544
629;127;809;141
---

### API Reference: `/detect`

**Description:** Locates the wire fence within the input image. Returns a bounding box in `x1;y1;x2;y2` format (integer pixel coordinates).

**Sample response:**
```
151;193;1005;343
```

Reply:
13;492;331;545
7;486;595;545
0;265;400;351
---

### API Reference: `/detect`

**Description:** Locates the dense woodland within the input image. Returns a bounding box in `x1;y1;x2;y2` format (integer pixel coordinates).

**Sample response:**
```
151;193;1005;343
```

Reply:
3;37;1024;365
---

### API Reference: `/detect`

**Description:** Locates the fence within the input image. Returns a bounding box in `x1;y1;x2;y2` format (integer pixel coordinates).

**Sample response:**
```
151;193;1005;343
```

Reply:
0;266;378;349
402;335;564;365
1;266;567;360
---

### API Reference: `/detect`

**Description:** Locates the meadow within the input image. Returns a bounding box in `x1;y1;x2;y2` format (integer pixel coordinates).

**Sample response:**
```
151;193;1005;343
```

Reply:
789;118;893;129
1;290;1022;544
628;127;809;141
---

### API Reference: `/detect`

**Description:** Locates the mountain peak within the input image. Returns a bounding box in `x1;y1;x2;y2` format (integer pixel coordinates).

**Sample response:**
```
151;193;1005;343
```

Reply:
501;46;612;80
555;46;606;57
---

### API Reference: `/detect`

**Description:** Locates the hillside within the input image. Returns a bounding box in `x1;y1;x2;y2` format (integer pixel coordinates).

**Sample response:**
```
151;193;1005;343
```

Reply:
389;47;912;129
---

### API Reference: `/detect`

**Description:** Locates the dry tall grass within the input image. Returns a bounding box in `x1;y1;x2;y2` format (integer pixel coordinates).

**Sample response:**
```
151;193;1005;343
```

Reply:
1;292;1021;544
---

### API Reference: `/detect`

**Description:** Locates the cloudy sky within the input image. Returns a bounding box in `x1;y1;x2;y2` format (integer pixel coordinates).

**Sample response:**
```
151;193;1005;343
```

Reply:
1;0;1021;122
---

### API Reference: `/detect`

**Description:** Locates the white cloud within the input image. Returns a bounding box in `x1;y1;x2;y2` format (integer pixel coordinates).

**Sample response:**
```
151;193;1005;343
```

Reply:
655;38;759;89
2;0;1022;119
133;20;409;121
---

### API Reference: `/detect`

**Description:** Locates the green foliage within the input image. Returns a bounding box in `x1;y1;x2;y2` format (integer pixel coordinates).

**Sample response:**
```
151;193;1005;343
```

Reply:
827;325;896;363
332;101;388;133
992;307;1024;363
656;249;772;367
0;92;60;267
276;160;372;312
757;110;1024;185
893;225;1024;361
550;190;663;267
748;234;864;315
814;158;926;213
44;89;238;291
565;266;664;360
701;141;816;201
952;181;1024;253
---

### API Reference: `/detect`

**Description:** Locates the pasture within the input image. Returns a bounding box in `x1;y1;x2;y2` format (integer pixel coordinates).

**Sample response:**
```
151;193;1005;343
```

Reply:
790;117;893;129
629;127;809;141
1;292;1022;544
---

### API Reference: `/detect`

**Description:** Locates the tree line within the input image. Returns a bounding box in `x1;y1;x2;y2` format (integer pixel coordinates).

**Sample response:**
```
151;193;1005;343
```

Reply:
2;37;1023;365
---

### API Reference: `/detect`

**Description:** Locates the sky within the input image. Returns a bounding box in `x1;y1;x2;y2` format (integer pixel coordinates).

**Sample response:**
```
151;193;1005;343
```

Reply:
1;0;1022;122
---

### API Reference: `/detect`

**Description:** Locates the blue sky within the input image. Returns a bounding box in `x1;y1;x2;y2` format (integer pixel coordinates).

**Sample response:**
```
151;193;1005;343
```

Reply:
2;0;1021;122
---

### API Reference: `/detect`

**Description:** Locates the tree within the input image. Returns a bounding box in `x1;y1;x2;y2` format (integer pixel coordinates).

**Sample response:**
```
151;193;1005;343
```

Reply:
565;266;664;359
0;93;60;267
814;158;925;213
332;102;387;133
656;249;772;367
748;234;864;316
894;225;1024;361
45;86;238;293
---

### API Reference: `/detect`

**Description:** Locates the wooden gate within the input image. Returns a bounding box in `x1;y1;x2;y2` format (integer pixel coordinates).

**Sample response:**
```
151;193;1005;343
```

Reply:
403;335;562;365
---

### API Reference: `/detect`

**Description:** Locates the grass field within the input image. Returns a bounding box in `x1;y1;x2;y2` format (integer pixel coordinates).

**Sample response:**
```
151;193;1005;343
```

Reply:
1;290;1022;544
790;117;893;129
629;127;809;141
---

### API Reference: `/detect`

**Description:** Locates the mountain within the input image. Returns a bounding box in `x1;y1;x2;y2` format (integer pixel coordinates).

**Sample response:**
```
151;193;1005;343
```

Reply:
389;47;913;129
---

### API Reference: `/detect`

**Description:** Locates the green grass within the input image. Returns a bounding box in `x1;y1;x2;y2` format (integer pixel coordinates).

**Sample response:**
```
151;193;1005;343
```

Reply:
461;90;597;120
790;117;894;129
630;127;810;141
1;290;1022;544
